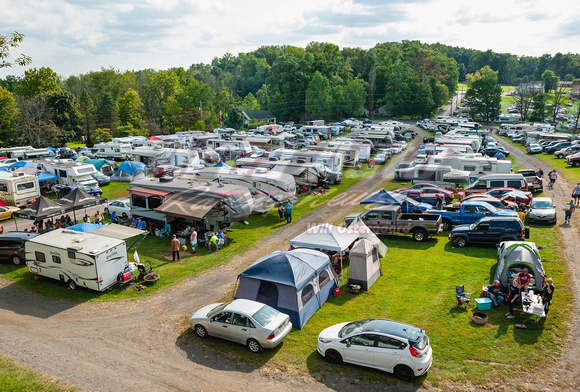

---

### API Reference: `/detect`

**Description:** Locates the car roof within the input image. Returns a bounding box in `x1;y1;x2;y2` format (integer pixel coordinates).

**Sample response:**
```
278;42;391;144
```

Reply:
0;231;39;241
360;319;423;341
532;197;553;202
224;299;266;314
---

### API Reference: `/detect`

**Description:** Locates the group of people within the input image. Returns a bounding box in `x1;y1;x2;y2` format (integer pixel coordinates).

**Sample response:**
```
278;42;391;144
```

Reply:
82;211;104;224
277;202;294;224
31;215;75;233
485;268;555;319
130;217;147;230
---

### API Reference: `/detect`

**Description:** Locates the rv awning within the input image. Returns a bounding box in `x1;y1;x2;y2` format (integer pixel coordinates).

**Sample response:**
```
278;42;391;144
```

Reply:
92;224;146;240
155;194;220;220
129;187;173;198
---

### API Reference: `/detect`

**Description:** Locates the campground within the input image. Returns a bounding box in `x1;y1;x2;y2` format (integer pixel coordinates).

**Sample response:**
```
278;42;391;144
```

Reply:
0;127;579;391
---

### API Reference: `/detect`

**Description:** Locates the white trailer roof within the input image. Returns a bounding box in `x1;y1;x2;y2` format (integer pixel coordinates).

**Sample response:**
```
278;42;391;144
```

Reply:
28;228;125;255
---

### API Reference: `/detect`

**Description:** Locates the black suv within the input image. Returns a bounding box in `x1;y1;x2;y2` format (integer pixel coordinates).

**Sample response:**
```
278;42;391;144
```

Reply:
0;232;39;265
448;216;529;248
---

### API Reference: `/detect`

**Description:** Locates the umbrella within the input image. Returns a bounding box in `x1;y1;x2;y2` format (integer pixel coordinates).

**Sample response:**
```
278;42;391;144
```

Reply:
148;136;163;141
56;187;107;222
360;189;407;205
13;196;72;222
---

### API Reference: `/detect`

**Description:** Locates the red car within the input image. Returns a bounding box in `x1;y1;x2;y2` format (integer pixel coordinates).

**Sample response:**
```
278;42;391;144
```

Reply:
460;194;517;209
153;165;175;178
396;184;455;203
484;188;533;204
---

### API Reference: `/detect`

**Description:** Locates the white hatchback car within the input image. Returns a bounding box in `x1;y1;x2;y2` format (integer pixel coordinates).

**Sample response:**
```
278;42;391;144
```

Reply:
104;197;132;219
189;299;292;353
317;318;433;381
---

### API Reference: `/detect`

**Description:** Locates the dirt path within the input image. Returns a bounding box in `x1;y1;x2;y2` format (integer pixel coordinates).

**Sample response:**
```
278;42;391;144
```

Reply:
0;139;420;392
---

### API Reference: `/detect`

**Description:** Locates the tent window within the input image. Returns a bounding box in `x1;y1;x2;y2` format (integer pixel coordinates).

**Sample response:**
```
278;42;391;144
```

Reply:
319;270;331;289
301;284;315;305
256;281;278;308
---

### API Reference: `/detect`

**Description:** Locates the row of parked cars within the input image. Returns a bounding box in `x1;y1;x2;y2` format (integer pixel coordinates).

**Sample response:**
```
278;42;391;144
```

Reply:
526;139;580;159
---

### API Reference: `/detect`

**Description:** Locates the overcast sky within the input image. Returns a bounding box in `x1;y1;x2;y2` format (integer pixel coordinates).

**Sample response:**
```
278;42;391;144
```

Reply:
2;0;580;79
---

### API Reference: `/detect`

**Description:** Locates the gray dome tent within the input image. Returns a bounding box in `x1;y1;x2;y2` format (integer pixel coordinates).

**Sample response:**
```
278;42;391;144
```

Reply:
348;239;382;291
494;241;546;290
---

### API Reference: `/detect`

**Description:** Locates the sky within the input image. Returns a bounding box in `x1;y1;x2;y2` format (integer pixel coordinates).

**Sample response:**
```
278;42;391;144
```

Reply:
2;0;580;79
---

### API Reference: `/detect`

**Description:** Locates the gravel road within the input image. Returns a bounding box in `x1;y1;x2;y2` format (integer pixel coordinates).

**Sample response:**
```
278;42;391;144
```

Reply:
0;130;578;392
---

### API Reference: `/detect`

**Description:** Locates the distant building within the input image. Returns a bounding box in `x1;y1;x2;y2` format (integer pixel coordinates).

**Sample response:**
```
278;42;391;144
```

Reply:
559;80;573;88
571;84;580;100
518;81;544;96
242;110;276;127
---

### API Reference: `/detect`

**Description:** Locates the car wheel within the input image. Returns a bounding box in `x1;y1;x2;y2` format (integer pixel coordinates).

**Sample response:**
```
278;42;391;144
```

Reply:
247;338;262;353
194;325;208;338
441;219;452;231
11;255;24;266
96;192;103;197
412;229;427;242
557;154;564;159
121;212;128;220
325;349;343;364
104;208;110;215
394;364;414;381
68;279;77;290
573;161;580;167
455;237;467;248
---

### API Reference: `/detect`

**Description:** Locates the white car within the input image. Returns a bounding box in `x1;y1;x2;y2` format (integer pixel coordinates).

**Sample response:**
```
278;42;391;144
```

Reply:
189;299;292;353
104;197;132;219
317;319;433;381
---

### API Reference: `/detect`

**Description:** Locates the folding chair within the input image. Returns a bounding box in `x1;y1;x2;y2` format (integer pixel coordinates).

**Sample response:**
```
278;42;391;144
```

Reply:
455;285;474;306
159;223;171;238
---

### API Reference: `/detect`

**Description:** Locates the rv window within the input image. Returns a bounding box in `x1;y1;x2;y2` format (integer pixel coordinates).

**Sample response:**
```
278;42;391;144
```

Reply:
301;284;315;305
319;270;331;289
35;251;46;263
0;183;7;192
483;166;492;172
59;170;67;178
67;251;76;259
132;196;147;208
489;180;504;188
507;181;523;188
148;197;163;210
463;165;476;172
52;255;61;264
77;167;94;174
17;182;34;191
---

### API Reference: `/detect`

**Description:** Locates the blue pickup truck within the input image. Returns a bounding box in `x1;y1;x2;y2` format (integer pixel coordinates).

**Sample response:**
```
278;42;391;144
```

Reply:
428;200;519;231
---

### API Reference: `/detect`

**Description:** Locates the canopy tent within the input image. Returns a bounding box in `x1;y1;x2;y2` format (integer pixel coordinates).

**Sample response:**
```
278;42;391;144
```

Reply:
75;155;89;162
8;161;35;170
214;160;232;168
348;239;382;291
68;222;105;232
83;159;115;173
46;147;58;152
494;242;546;290
13;167;40;175
360;189;407;205
37;172;59;183
92;224;146;240
0;167;6;172
111;161;146;182
235;248;339;329
13;196;71;221
346;217;388;258
148;136;163;141
56;187;107;209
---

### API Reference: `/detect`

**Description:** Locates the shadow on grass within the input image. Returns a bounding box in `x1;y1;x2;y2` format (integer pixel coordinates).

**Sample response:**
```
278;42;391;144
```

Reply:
379;235;439;250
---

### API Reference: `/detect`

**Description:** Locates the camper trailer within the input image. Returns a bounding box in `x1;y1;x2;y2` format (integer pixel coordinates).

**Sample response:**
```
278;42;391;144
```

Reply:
41;159;99;188
314;140;367;163
2;146;54;160
291;150;344;172
235;158;325;187
25;229;129;291
206;139;252;154
0;172;41;207
93;142;133;160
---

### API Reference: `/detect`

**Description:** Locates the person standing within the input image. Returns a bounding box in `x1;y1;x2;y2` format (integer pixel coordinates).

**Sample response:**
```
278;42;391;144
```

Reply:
542;278;555;317
573;182;580;203
189;228;197;254
435;195;444;211
171;234;181;261
278;203;284;223
563;199;576;224
536;168;544;179
284;201;293;224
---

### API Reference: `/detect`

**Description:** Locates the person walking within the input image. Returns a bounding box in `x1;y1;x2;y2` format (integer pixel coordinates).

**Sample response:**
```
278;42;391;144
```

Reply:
171;234;181;261
563;199;576;224
573;182;580;203
549;170;558;187
284;201;293;224
536;168;544;179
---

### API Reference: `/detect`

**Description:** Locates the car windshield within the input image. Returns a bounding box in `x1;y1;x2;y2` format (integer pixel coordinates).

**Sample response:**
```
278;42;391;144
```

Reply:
252;305;280;327
338;319;371;338
207;302;229;317
532;200;553;209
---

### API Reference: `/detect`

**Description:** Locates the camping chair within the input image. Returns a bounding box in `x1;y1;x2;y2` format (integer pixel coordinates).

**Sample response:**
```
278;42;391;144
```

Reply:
455;285;474;306
159;223;171;239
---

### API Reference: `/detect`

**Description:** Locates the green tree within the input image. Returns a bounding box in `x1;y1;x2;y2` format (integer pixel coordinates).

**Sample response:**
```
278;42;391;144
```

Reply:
306;71;331;118
541;70;558;93
16;67;61;98
47;90;80;141
513;90;534;122
97;92;119;135
224;107;243;129
240;93;260;111
118;88;144;128
79;88;95;146
0;32;31;68
464;66;502;122
342;79;367;118
529;93;547;122
0;87;18;143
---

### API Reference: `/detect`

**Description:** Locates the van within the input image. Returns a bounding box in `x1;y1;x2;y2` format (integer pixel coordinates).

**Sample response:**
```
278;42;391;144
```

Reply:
463;174;527;196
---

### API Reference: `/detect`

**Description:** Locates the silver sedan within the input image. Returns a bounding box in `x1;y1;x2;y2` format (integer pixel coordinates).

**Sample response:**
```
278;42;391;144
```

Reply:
527;197;557;224
189;299;292;353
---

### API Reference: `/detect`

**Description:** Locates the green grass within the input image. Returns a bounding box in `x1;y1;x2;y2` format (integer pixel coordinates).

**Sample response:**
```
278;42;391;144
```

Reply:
0;354;75;392
98;181;130;201
65;142;86;149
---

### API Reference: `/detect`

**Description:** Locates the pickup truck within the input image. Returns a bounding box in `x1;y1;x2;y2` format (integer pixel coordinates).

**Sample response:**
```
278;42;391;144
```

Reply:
448;216;530;248
343;205;442;242
428;200;518;231
566;152;580;167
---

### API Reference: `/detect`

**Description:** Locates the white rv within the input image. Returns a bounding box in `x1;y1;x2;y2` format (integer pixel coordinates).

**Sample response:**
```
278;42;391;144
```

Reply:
93;142;133;160
291;150;344;172
25;229;129;291
206;139;252;154
42;159;99;188
2;146;54;160
0;172;41;207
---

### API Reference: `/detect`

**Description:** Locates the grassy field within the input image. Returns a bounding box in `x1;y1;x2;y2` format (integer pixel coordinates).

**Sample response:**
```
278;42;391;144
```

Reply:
0;355;75;392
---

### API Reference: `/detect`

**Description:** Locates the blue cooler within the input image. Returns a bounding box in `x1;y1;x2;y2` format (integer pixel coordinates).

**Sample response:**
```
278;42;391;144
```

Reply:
475;298;492;310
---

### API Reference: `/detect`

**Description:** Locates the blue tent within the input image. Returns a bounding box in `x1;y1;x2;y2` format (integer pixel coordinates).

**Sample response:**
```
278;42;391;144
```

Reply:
214;161;231;168
83;158;114;171
360;189;406;205
68;223;105;232
8;161;35;169
234;249;339;329
46;147;58;152
37;172;59;183
0;167;6;172
111;161;146;182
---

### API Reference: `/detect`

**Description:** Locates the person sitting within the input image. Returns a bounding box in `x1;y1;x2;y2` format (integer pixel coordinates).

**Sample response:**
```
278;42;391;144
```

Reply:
83;214;91;223
111;211;119;224
517;267;532;293
209;233;218;251
486;280;505;307
137;219;146;230
131;217;138;228
55;219;63;229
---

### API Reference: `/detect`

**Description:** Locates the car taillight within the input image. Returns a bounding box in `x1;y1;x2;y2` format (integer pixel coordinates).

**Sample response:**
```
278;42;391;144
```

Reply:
409;346;423;358
267;332;276;340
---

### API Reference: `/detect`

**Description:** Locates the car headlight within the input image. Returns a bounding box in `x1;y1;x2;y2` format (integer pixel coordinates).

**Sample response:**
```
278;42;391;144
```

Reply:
318;337;332;344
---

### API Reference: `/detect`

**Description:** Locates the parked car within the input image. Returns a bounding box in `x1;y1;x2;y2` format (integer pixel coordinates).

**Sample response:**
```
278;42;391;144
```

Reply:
0;205;20;221
429;200;518;231
189;299;292;353
317;318;433;381
448;216;529;248
91;171;111;186
527;143;543;154
545;142;572;155
527;197;557;224
0;231;38;265
373;153;388;165
554;145;580;159
566;152;580;167
53;184;103;198
484;187;533;204
397;184;454;201
515;169;543;192
104;197;132;219
481;147;510;157
395;189;454;204
153;165;176;178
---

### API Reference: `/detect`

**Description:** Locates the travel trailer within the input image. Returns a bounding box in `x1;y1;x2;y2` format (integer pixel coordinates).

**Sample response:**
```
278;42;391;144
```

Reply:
41;159;99;188
25;228;129;291
206;139;252;154
93;142;132;160
235;158;325;187
2;146;54;160
0;172;41;207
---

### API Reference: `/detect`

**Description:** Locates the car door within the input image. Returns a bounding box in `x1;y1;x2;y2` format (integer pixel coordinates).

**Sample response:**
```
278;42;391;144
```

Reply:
487;221;505;243
229;313;251;344
378;211;395;234
469;222;490;243
343;334;376;367
371;335;406;372
208;311;232;339
362;211;381;234
462;205;479;224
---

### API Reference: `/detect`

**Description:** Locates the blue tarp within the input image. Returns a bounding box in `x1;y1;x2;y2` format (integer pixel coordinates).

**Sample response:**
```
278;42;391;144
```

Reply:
37;172;59;182
235;249;339;329
0;167;7;172
214;161;231;168
8;161;35;169
46;147;58;152
68;223;105;232
360;189;407;205
111;161;146;182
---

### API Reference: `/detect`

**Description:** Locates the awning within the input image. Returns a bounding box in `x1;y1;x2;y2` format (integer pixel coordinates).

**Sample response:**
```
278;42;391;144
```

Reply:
129;187;173;198
92;224;146;240
155;193;220;220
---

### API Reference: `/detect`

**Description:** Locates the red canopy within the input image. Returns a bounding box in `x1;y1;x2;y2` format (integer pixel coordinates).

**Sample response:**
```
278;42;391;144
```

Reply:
147;136;162;141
